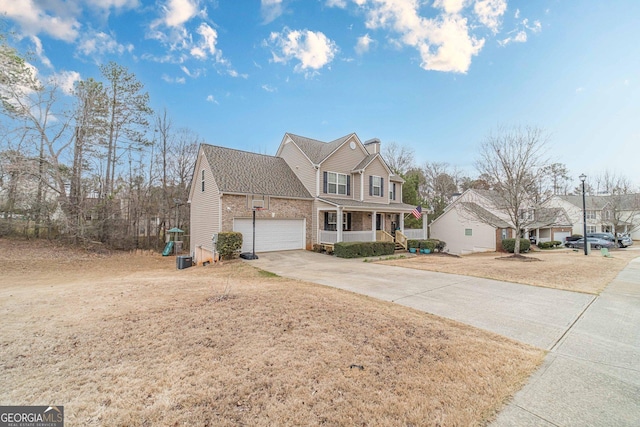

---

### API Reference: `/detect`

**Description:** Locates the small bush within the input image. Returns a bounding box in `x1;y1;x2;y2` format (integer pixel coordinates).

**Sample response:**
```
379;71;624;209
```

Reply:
538;241;553;249
407;239;421;249
501;238;531;253
334;241;395;258
419;240;436;251
217;232;243;259
550;240;562;247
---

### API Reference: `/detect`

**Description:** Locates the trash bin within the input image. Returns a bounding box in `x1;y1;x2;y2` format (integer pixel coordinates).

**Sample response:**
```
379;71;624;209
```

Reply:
176;255;193;269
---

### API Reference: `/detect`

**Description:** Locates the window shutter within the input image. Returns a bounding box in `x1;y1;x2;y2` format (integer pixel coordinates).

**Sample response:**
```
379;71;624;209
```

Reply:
392;183;396;200
323;171;328;194
369;175;373;196
346;175;351;196
380;178;384;197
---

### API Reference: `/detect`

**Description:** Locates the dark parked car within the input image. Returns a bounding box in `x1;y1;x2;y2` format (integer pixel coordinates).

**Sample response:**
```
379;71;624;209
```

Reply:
586;232;633;248
565;237;615;250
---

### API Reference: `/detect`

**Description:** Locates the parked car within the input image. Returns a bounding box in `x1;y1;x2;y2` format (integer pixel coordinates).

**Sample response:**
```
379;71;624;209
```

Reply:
586;232;633;248
565;237;615;250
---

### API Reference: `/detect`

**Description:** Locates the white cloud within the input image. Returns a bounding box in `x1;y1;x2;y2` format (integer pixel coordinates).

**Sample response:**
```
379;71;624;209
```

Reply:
326;0;348;7
268;28;338;73
357;0;485;73
433;0;469;15
190;23;220;60
161;74;186;84
499;17;542;47
30;36;52;68
0;0;80;41
262;84;277;92
261;0;284;24
49;70;81;95
206;94;218;104
514;8;520;19
77;31;134;56
355;34;374;55
473;0;507;33
160;0;200;27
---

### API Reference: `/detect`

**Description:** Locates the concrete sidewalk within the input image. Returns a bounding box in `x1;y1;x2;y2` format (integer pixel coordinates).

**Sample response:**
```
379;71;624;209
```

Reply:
249;251;640;426
492;257;640;426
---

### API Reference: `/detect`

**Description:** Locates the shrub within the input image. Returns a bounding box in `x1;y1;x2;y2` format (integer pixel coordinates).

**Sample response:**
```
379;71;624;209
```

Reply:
419;240;436;251
550;240;562;247
538;241;553;249
334;241;395;258
407;239;421;249
217;232;243;259
428;239;446;252
501;238;531;253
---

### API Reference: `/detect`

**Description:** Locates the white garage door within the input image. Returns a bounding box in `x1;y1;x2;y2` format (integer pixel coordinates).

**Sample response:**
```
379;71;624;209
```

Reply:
554;231;571;243
233;218;305;253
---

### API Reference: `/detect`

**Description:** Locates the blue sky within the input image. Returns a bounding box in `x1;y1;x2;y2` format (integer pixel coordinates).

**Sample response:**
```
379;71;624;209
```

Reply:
1;0;639;187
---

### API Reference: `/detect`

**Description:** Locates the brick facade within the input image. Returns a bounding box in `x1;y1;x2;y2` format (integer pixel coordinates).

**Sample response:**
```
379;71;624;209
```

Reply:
221;194;313;249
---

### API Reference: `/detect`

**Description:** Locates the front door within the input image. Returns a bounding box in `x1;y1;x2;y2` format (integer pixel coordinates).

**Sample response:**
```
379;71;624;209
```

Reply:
376;213;383;231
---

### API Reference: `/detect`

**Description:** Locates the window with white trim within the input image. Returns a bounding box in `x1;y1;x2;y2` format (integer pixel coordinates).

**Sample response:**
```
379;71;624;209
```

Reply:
587;225;597;233
327;172;348;195
586;210;597;220
372;176;382;196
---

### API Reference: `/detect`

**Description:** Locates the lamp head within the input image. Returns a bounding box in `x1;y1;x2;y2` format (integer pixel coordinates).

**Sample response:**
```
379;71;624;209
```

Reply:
579;173;587;183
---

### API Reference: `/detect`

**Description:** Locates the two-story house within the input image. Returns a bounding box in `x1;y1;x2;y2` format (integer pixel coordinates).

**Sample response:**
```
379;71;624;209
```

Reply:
188;132;417;264
543;194;640;240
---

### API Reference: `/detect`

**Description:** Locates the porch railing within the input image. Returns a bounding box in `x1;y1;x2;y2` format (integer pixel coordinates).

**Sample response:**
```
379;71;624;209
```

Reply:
376;230;394;243
395;230;408;250
404;228;426;239
319;230;375;244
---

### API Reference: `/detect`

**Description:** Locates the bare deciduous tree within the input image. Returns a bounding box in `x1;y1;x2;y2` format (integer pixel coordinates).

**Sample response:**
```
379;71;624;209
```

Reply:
472;125;551;255
382;141;415;175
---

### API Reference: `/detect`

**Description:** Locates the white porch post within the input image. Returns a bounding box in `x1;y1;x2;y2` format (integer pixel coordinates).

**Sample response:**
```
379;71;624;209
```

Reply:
422;212;428;239
399;213;405;233
371;211;377;241
337;207;343;242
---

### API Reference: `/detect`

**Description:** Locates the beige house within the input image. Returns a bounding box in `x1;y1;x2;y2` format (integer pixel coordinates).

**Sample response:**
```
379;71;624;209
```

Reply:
543;194;640;240
430;190;571;255
189;133;417;264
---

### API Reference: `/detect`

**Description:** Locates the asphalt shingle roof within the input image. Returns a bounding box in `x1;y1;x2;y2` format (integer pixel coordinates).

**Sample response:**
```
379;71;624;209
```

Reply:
318;197;416;211
287;133;354;164
201;144;312;198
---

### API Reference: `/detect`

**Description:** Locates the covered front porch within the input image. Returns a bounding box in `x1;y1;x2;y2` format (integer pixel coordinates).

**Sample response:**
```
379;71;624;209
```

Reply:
316;199;424;250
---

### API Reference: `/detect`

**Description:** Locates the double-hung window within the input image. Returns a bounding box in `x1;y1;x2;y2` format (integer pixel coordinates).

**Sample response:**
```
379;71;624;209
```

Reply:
326;172;348;195
586;210;597;220
372;176;382;196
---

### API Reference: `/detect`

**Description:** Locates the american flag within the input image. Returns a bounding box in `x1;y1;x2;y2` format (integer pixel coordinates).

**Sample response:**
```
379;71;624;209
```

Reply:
411;205;422;219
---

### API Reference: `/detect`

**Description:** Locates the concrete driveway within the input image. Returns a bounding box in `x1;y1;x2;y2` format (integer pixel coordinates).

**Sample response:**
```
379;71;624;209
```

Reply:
248;251;640;426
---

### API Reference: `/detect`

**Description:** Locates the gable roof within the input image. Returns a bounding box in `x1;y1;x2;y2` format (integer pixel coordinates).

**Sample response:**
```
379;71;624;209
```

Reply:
558;194;640;211
286;133;356;164
201;144;312;198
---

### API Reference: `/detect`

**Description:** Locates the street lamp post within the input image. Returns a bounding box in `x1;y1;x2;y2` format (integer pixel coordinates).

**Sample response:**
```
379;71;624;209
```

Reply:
579;174;588;256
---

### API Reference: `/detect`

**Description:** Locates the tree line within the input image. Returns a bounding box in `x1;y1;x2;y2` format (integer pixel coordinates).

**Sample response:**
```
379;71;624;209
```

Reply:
0;34;198;249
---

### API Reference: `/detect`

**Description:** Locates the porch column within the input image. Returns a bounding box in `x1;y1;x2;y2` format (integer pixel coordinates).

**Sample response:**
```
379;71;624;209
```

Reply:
371;211;377;242
337;207;343;242
399;213;404;233
422;212;428;239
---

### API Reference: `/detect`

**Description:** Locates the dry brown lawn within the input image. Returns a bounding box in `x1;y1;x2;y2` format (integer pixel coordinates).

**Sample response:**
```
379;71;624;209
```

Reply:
0;238;544;426
379;248;640;294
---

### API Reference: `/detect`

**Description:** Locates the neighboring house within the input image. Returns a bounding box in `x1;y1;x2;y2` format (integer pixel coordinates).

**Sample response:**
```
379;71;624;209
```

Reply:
430;189;571;255
189;133;418;264
543;194;640;240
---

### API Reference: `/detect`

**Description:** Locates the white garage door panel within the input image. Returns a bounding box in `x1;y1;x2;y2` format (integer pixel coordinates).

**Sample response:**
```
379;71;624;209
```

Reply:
233;219;305;252
554;232;571;243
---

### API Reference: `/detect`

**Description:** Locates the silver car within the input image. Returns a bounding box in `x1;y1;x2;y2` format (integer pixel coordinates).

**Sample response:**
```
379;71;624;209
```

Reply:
565;237;615;250
587;232;633;248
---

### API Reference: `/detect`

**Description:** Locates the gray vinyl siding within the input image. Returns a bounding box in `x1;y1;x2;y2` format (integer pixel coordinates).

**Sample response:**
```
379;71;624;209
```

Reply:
278;140;317;195
390;179;403;204
363;158;390;204
189;152;221;261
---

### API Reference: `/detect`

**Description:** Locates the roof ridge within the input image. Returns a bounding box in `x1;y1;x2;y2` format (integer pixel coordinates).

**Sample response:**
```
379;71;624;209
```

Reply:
202;143;276;159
